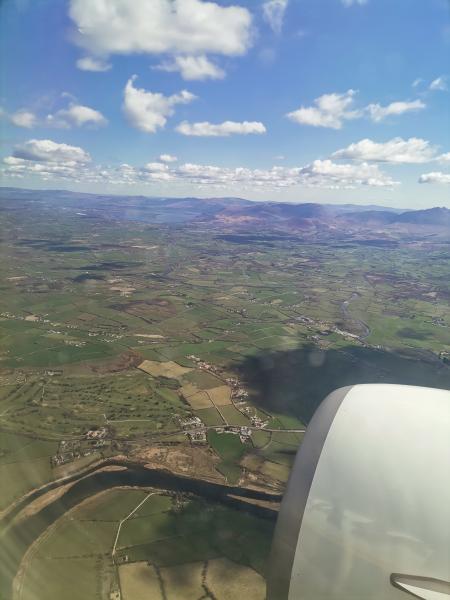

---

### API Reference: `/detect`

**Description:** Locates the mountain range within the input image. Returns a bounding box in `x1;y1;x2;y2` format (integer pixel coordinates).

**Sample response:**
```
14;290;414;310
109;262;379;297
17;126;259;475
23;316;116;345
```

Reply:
1;187;449;237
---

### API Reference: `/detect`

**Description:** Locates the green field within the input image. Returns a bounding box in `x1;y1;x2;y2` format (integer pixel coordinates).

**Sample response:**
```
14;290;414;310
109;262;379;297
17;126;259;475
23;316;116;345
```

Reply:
208;430;247;483
12;488;274;600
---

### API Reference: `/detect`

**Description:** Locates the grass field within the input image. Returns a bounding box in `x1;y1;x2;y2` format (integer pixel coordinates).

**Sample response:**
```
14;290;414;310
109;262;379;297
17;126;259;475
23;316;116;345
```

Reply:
208;431;247;483
12;488;274;600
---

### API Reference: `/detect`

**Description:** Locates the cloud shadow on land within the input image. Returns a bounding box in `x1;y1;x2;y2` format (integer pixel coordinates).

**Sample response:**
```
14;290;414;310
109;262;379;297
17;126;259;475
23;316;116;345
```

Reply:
236;343;450;425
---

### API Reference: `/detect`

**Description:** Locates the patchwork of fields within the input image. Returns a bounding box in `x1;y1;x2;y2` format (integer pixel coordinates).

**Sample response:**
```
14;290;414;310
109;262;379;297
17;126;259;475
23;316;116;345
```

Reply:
0;193;449;599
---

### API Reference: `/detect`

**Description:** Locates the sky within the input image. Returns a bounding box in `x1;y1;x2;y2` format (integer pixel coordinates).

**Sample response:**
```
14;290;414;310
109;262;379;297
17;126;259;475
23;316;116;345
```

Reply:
0;0;449;208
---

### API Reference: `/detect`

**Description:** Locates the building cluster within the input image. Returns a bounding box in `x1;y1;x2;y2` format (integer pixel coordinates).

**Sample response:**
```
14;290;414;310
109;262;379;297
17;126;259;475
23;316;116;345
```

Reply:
187;430;207;443
179;415;202;429
50;439;82;467
216;425;252;443
187;355;220;375
225;377;248;400
64;339;86;347
50;428;108;467
178;415;207;443
86;427;107;441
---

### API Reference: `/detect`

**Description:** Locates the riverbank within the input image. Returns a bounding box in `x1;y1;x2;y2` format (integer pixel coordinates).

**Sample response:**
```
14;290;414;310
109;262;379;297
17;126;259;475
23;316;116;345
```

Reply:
0;459;281;598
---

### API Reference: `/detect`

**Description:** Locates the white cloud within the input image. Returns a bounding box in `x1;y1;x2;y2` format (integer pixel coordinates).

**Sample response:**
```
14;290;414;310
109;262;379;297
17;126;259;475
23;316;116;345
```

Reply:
262;0;288;34
176;120;266;137
10;110;37;128
12;139;91;163
3;99;107;130
341;0;367;5
2;144;395;190
418;172;450;185
429;76;448;91
297;159;396;188
154;55;225;81
287;90;360;129
437;152;450;164
144;162;169;172
143;162;174;181
69;0;253;76
287;91;427;129
76;56;111;72
159;154;178;163
46;103;107;128
175;159;395;188
332;137;437;164
367;99;425;122
123;75;196;134
412;78;424;88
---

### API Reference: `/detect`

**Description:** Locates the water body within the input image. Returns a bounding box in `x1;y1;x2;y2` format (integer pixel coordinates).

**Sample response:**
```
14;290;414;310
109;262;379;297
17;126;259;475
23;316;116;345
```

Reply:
0;461;280;597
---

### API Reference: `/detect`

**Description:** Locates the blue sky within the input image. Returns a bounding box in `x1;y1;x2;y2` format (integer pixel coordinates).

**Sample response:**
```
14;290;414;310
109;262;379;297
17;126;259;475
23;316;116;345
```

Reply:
0;0;449;208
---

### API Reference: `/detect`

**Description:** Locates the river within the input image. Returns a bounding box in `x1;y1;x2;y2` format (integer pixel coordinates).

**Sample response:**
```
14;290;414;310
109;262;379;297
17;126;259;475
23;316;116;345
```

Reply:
0;460;280;598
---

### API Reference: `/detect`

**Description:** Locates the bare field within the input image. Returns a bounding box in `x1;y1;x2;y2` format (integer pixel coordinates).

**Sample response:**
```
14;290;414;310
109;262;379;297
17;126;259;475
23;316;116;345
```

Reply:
136;444;222;480
207;386;231;406
206;558;266;600
187;390;214;409
138;360;191;379
161;562;204;599
119;559;264;600
119;562;162;600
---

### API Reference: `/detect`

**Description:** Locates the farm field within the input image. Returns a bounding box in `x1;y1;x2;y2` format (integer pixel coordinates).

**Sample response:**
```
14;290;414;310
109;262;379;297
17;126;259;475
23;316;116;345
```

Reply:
12;488;273;600
0;191;449;598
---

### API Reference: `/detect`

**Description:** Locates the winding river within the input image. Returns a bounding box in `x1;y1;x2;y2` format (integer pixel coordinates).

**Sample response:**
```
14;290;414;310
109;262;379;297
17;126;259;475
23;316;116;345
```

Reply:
0;460;280;598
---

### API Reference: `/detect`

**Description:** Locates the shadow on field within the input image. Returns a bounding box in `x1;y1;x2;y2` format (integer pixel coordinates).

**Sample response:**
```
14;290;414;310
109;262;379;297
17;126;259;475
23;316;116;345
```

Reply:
237;343;450;425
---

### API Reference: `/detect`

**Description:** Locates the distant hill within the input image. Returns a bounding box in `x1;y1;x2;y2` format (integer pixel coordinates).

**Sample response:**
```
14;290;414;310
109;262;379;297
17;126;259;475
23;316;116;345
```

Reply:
0;187;449;234
343;207;450;226
393;207;450;226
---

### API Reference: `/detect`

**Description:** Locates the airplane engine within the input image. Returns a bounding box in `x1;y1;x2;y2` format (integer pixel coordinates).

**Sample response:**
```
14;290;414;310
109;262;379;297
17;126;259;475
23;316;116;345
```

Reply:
267;384;450;600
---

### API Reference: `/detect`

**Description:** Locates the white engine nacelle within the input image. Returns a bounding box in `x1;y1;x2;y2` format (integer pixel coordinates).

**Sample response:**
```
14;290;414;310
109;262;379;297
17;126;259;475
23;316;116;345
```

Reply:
267;384;450;599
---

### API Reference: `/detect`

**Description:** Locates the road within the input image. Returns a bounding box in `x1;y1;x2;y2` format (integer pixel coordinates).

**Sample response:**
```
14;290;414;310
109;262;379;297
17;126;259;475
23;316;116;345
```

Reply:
112;492;155;559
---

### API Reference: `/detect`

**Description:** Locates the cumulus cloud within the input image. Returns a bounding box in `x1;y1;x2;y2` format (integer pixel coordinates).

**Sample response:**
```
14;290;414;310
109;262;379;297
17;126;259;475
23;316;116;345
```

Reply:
76;56;111;72
154;55;225;81
367;99;425;122
418;172;450;185
332;137;437;164
297;160;396;188
2;139;93;182
176;120;266;137
2;141;396;190
287;90;360;129
143;162;174;181
3;98;107;130
46;103;107;128
69;0;253;76
159;154;178;163
172;159;395;188
123;75;196;133
437;152;450;164
12;139;91;163
341;0;367;5
288;91;427;129
429;76;448;91
10;110;37;128
262;0;289;34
